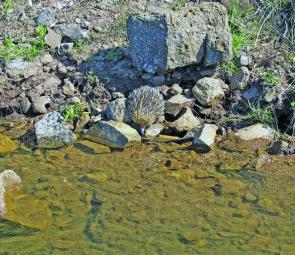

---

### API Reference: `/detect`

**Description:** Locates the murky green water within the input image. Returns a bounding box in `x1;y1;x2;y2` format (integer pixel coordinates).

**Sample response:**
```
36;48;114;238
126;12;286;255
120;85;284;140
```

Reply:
0;123;295;254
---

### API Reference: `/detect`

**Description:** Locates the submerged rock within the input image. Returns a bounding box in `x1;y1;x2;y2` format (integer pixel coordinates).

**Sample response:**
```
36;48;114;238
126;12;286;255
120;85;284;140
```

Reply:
35;112;76;148
127;2;232;73
235;124;274;141
0;134;17;153
5;195;52;230
84;121;141;149
192;124;218;153
0;170;22;218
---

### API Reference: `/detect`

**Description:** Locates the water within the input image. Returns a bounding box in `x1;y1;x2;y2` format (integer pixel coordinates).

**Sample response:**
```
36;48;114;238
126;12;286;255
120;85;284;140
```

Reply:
0;125;295;254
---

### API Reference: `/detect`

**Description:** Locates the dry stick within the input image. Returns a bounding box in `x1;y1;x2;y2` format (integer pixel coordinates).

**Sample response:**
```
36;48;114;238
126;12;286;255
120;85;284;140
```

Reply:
254;9;273;47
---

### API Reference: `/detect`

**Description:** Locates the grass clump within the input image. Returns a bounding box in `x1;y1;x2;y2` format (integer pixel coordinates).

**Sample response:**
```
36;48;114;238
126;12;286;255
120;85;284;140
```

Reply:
2;1;13;11
71;38;86;53
220;60;238;75
114;11;128;32
87;72;97;82
171;0;187;11
60;103;88;121
260;70;279;85
105;49;124;62
246;102;276;127
228;2;256;55
0;25;47;61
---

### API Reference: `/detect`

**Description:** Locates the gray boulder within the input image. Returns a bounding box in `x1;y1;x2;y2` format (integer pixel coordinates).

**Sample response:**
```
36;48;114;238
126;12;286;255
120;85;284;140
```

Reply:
37;8;55;26
35;112;76;148
171;108;201;132
192;77;225;106
5;59;39;80
84;121;141;149
165;94;194;117
32;96;51;114
192;124;218;152
230;67;250;90
55;24;86;41
0;170;22;218
104;98;131;123
45;28;62;48
127;2;232;74
235;124;275;141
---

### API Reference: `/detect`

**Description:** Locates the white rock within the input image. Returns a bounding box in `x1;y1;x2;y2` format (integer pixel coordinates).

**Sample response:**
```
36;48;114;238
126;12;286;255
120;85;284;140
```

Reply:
192;77;225;106
32;96;51;114
171;108;201;132
192;124;218;152
5;59;39;80
235;124;275;141
40;53;54;65
240;55;252;66
35;112;76;148
145;123;164;137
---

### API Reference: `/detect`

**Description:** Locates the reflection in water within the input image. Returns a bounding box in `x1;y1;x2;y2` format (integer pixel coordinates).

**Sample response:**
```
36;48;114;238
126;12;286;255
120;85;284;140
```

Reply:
0;137;295;254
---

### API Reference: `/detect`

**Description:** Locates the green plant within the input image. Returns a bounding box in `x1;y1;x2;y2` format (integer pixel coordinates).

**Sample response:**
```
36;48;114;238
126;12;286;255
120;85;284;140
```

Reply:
291;101;295;108
285;51;295;63
71;38;85;53
220;60;238;75
0;25;47;60
246;102;276;128
59;103;88;121
114;11;128;31
260;70;279;85
2;1;13;11
87;73;97;82
171;0;187;11
229;2;252;55
105;50;124;62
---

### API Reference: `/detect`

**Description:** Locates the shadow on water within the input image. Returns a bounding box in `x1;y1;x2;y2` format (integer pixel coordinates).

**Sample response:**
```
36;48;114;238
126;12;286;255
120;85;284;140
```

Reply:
84;191;103;244
0;219;37;237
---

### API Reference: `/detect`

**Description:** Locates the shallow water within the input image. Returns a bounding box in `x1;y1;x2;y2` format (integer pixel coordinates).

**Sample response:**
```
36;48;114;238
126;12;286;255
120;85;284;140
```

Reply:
0;126;295;254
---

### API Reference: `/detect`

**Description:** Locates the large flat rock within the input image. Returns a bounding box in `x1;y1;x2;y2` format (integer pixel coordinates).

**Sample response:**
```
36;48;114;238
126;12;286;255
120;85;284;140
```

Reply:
127;2;232;74
84;121;141;149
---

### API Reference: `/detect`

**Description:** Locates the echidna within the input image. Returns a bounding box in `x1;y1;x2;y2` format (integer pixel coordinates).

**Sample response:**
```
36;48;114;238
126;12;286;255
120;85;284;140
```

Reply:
127;86;165;132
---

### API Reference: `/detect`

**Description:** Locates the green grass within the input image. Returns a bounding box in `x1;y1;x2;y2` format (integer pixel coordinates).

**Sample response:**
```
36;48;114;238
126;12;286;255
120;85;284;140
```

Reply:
87;73;97;82
220;60;238;75
217;102;277;129
260;70;279;85
246;102;277;128
0;25;47;61
59;103;88;121
2;1;13;11
171;0;187;11
71;38;86;53
104;49;124;62
229;2;253;55
114;11;128;32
